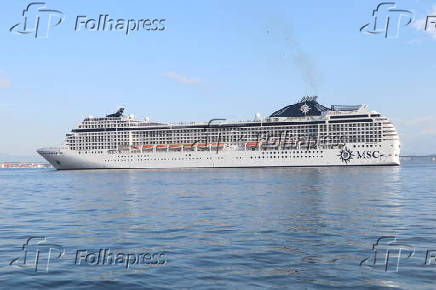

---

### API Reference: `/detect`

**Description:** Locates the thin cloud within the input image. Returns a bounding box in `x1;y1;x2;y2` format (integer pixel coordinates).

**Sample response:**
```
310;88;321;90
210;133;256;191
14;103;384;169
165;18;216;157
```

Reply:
0;72;11;88
164;72;202;85
413;5;436;39
406;115;436;126
399;115;436;136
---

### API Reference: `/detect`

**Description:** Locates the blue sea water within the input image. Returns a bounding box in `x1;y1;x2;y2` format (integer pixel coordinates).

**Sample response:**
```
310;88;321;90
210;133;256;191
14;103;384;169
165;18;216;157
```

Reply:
0;160;435;289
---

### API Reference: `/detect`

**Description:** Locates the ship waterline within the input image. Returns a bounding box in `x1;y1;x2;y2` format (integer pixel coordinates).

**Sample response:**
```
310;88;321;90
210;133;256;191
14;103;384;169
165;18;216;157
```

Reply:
38;97;400;169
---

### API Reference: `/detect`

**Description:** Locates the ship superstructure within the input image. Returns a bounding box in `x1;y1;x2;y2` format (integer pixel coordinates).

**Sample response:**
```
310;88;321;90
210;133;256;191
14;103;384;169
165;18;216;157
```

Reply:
38;97;400;169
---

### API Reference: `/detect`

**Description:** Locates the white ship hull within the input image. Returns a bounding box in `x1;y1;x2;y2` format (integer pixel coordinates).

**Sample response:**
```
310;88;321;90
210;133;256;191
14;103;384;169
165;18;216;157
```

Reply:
38;140;400;170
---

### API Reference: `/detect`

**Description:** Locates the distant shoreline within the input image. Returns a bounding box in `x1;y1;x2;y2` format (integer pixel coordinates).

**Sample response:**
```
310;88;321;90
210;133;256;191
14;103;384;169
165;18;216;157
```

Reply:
400;155;436;158
0;162;52;168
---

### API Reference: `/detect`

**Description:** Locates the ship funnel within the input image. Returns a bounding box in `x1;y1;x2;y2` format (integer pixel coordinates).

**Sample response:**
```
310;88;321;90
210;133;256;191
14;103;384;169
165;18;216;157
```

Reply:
106;107;125;118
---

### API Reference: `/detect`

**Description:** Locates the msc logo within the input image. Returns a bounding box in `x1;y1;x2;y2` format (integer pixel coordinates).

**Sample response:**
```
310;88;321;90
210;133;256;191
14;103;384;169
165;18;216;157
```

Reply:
338;147;354;164
10;2;64;38
357;151;381;159
338;148;381;163
360;2;414;39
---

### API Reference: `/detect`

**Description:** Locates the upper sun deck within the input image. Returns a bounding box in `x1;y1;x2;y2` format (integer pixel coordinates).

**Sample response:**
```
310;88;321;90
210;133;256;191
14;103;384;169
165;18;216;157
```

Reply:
75;97;380;131
268;96;373;118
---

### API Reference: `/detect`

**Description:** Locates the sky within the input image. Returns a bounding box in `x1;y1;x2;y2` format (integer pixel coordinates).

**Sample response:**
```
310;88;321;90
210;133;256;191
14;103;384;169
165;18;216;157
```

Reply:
0;0;435;159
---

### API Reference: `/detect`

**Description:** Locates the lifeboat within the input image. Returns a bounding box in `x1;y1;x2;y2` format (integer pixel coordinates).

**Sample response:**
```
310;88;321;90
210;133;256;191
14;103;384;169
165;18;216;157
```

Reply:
246;142;259;147
182;144;194;150
282;141;296;147
298;139;317;147
169;144;182;150
210;143;224;147
262;142;278;147
156;144;168;149
143;145;154;149
194;143;209;150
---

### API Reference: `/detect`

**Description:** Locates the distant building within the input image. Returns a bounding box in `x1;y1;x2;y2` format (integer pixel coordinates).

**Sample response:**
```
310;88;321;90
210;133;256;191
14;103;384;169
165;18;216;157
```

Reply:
0;162;52;168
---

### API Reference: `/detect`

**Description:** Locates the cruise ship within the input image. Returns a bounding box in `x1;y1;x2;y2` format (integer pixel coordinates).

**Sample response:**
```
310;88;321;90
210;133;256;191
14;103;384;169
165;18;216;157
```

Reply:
37;97;400;170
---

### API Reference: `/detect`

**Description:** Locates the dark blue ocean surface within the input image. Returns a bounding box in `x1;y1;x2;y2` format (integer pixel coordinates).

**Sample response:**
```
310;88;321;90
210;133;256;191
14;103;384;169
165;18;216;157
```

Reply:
0;160;435;289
